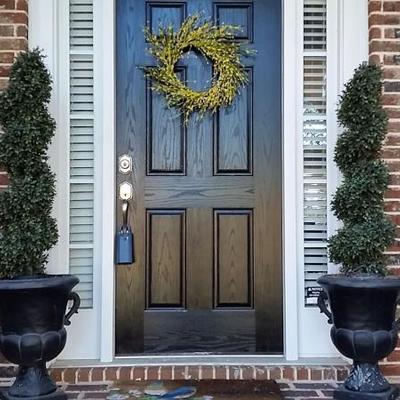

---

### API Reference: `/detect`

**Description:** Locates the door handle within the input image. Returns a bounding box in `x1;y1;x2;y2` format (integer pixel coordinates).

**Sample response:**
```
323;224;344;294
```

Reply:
116;198;135;265
122;200;129;228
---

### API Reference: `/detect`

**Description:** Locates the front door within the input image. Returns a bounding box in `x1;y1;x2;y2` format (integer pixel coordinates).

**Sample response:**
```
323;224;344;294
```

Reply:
116;0;282;355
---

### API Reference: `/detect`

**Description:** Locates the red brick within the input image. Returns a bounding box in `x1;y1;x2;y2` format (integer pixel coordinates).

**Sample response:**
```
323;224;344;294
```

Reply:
369;13;385;26
15;24;27;37
187;366;200;380
385;200;400;211
0;0;16;10
380;364;400;376
131;367;145;381
282;367;294;380
0;174;8;186
254;367;268;380
0;52;14;63
49;368;64;383
91;368;104;382
0;78;8;90
0;25;14;36
370;27;382;40
384;54;400;65
215;366;228;380
383;94;400;106
385;108;400;119
383;1;400;12
77;368;91;382
0;65;11;77
201;366;215;380
296;367;309;380
146;366;159;380
16;0;27;11
119;367;132;381
386;189;400;199
370;54;382;65
241;366;255;380
0;11;27;24
270;367;281;380
336;367;349;381
385;28;396;38
369;1;382;13
105;367;119;381
387;349;400;362
0;37;26;51
310;369;322;380
174;366;186;380
384;68;400;80
63;368;77;384
370;40;400;53
323;367;336;380
160;366;173;380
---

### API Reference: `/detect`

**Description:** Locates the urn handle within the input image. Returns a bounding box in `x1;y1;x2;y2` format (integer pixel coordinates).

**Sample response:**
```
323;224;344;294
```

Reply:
317;291;333;324
64;292;81;326
393;299;400;332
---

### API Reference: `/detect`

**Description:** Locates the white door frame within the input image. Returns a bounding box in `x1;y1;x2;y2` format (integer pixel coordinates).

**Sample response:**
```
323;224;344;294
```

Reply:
29;0;368;362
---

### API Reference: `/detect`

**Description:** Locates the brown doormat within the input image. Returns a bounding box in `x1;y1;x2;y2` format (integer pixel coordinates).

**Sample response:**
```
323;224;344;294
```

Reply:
114;380;283;400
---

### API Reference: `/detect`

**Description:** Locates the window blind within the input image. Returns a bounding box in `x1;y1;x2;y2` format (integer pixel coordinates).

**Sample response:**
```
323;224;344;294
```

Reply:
303;0;328;306
69;0;94;308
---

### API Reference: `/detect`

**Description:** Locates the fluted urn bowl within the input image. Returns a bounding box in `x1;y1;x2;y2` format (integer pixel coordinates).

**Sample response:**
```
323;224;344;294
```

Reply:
0;275;80;400
318;274;400;400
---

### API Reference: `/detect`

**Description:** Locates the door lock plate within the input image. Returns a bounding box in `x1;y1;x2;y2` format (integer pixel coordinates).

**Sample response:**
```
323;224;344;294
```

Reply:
119;181;133;200
119;154;133;174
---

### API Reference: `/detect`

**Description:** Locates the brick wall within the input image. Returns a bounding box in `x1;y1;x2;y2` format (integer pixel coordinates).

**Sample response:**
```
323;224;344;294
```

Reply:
0;0;28;189
369;0;400;377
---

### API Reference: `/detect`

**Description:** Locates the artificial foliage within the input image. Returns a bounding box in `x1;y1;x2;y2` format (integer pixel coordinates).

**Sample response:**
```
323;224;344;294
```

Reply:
0;49;58;278
328;64;395;275
144;15;254;122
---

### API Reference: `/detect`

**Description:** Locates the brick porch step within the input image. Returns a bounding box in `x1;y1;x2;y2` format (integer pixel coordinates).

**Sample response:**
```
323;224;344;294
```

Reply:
46;365;351;384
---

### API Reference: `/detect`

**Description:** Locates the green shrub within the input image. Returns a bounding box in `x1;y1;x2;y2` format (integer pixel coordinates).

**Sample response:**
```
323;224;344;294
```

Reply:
328;64;395;275
0;49;58;278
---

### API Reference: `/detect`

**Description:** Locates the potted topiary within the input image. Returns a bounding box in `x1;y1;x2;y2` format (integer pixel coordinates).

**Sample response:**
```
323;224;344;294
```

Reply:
0;50;80;400
318;63;400;400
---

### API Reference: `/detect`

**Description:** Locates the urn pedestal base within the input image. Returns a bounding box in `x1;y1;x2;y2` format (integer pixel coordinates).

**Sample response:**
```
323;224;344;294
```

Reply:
0;390;67;400
334;385;399;400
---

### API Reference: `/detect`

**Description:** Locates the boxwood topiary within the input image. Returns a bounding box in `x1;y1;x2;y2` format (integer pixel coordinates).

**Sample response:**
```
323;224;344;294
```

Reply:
0;49;58;278
328;64;395;275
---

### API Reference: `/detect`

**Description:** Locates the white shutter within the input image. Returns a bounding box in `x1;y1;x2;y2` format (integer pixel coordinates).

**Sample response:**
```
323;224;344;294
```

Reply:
303;0;328;305
69;0;94;308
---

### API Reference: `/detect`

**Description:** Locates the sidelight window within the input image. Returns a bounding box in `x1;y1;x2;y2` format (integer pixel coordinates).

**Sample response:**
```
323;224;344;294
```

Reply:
68;0;95;308
303;0;328;306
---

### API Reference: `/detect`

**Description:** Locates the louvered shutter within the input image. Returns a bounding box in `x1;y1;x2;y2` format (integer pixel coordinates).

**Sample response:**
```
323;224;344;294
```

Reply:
303;0;328;305
69;0;94;308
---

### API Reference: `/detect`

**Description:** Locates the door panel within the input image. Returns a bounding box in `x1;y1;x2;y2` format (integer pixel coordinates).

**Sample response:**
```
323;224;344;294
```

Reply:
116;0;282;355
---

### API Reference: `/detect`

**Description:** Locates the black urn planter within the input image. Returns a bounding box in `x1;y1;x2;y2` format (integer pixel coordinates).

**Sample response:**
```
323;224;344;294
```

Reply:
318;274;400;400
0;275;80;400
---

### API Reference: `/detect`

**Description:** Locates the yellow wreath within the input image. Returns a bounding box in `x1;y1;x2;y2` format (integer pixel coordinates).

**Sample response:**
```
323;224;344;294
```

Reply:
144;15;254;122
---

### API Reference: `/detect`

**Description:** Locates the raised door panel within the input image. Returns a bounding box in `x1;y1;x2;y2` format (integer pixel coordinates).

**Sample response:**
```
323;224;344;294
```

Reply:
214;209;253;307
146;210;186;308
147;70;186;175
214;69;253;174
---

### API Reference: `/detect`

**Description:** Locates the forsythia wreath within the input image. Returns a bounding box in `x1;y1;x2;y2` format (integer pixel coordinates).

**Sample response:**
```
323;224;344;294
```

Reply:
144;15;254;122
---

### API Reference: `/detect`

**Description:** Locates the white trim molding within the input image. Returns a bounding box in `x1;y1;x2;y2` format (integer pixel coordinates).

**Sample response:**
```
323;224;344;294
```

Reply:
29;0;368;361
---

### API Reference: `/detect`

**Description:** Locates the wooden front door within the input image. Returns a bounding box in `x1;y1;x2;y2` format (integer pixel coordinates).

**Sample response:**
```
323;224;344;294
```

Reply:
116;0;282;355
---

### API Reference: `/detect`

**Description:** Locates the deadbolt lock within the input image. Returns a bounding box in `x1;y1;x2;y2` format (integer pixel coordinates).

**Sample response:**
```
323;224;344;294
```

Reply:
119;181;133;200
119;154;133;174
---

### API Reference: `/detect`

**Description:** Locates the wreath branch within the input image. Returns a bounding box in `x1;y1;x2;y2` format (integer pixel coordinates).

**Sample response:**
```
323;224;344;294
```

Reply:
144;15;255;123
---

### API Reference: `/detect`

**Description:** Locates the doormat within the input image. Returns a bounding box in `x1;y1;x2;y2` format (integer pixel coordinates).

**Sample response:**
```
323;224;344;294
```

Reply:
107;380;283;400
